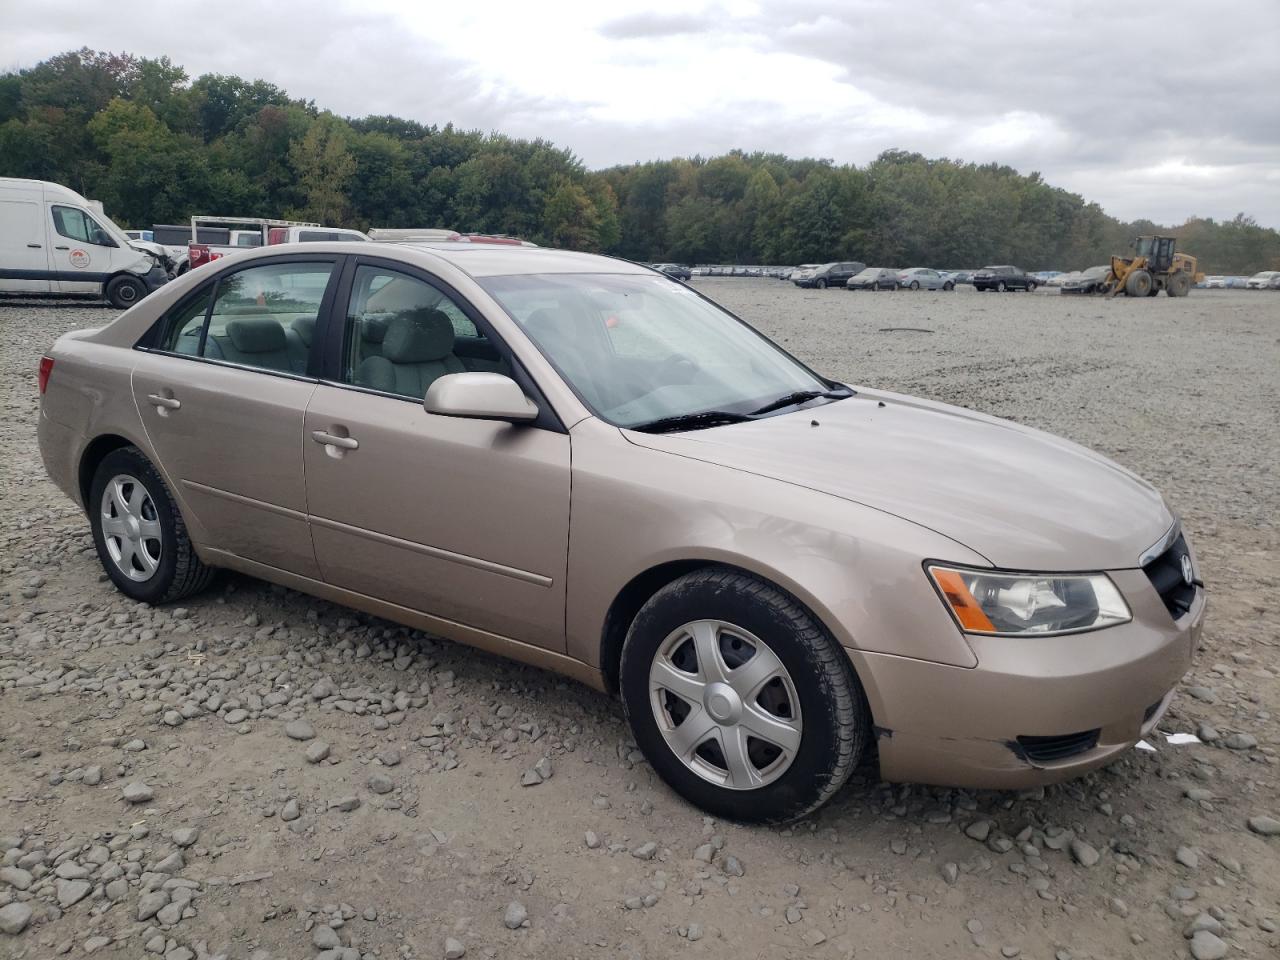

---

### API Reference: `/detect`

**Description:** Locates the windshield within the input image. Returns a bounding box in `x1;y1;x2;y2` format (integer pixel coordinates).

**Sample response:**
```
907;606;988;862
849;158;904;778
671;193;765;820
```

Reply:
480;273;831;429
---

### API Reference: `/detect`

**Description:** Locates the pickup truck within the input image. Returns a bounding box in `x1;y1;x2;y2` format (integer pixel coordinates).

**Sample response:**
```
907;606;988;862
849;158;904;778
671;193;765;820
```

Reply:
186;217;369;270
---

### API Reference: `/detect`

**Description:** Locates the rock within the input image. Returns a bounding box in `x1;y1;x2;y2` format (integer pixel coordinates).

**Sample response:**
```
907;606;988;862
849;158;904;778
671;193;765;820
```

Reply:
285;720;315;741
584;831;600;849
123;782;154;804
224;708;249;724
1188;930;1228;960
1247;815;1280;836
313;925;340;949
534;757;553;781
802;930;827;947
1223;733;1256;750
1176;846;1200;869
723;855;745;877
84;935;111;953
153;851;184;873
503;901;528;929
940;862;959;884
137;890;169;921
687;923;703;942
377;748;402;767
1186;685;1216;703
692;843;714;863
519;769;542;787
444;938;466;959
965;820;992;842
305;741;331;764
1109;897;1129;918
1184;913;1223;938
281;799;300;822
631;841;657;860
0;866;33;890
330;796;361;812
786;906;802;923
83;765;102;786
1069;838;1100;867
0;902;32;935
123;739;147;752
172;828;199;848
1197;723;1220;742
368;773;394;795
56;878;92;908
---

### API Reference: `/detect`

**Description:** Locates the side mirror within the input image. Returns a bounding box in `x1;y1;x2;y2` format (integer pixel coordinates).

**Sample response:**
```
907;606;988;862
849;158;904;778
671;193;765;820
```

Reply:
424;372;538;422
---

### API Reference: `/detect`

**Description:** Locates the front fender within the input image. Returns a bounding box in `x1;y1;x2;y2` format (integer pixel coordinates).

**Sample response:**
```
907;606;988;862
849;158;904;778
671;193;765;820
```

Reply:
564;419;985;671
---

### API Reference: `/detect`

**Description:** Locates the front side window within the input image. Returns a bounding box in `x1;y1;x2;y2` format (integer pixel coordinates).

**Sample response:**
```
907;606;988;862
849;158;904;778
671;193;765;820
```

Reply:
52;206;116;247
340;265;502;399
161;261;334;374
481;273;831;429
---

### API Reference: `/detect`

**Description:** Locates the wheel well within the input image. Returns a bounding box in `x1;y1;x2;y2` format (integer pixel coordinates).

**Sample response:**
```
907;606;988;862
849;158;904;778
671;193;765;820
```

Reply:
599;560;714;694
78;434;133;507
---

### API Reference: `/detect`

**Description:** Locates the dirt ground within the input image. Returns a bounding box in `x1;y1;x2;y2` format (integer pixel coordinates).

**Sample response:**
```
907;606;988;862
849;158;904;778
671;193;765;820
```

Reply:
1;282;1277;960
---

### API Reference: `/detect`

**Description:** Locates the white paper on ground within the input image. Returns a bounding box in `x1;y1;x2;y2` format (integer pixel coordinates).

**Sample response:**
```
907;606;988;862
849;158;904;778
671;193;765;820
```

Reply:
1165;733;1202;745
1135;739;1157;752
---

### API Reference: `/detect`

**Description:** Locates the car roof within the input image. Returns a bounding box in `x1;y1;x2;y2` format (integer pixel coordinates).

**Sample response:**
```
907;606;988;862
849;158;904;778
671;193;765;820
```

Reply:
216;240;651;279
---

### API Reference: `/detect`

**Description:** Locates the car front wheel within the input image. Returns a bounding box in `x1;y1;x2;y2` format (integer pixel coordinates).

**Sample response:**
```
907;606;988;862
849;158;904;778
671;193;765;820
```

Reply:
89;446;216;604
620;567;868;823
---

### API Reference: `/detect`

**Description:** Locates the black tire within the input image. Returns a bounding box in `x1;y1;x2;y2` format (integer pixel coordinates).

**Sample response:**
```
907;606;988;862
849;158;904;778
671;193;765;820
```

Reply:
89;446;216;604
1124;269;1153;298
909;281;920;290
620;567;868;823
871;281;879;291
996;280;1007;292
943;281;954;291
815;279;827;289
105;274;146;310
1026;281;1037;292
1167;272;1191;297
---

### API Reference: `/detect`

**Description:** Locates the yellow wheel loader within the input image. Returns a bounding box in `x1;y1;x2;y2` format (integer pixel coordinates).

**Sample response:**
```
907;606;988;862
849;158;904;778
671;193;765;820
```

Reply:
1104;235;1204;298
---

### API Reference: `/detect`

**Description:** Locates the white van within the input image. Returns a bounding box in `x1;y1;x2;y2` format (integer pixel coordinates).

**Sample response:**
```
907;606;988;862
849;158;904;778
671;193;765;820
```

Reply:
0;178;169;308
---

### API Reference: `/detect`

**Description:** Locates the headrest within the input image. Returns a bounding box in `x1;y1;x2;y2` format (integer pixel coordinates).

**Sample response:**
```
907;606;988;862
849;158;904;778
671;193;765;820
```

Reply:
291;315;316;346
226;318;286;353
361;315;389;343
382;309;454;363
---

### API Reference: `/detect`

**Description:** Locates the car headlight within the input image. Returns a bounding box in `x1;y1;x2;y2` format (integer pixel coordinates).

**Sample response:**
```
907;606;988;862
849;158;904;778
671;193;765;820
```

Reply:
927;565;1131;636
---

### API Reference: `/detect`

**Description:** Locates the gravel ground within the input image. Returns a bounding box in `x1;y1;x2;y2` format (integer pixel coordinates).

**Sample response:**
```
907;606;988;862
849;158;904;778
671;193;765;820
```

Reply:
1;284;1277;960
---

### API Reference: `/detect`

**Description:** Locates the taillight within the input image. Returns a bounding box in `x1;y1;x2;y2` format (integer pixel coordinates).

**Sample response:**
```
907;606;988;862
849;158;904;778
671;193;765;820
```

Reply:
38;356;54;395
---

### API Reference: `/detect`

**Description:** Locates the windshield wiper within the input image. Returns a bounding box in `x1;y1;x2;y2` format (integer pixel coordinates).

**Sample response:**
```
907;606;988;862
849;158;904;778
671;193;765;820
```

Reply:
749;388;852;417
630;411;754;434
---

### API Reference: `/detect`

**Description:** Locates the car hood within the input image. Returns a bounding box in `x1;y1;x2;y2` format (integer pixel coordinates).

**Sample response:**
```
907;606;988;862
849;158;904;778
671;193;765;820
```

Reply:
624;389;1172;571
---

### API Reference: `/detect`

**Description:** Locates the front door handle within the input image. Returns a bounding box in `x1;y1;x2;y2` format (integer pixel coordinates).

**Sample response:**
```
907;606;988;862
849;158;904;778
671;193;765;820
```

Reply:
146;394;181;410
27;243;41;249
312;430;358;450
55;245;70;251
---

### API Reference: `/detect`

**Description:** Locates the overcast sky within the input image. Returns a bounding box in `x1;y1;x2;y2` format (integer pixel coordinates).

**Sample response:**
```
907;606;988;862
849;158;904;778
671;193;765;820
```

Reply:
4;0;1278;226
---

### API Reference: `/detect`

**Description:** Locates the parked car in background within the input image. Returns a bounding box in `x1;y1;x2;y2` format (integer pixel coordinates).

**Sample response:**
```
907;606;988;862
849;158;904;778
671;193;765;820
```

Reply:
782;264;818;281
125;229;155;243
1203;276;1226;288
37;241;1203;823
973;265;1037;292
897;268;954;291
1032;271;1063;284
1246;271;1280;290
651;263;692;281
846;267;900;291
793;261;865;289
187;217;370;270
1059;266;1111;295
942;269;975;284
0;177;169;308
1224;276;1249;289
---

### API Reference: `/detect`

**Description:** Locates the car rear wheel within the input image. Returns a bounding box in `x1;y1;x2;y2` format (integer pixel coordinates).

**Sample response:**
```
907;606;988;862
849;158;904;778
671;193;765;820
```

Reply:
943;281;954;291
815;279;827;289
997;280;1007;292
1026;281;1037;292
620;567;868;823
909;281;920;290
89;446;216;604
871;281;879;291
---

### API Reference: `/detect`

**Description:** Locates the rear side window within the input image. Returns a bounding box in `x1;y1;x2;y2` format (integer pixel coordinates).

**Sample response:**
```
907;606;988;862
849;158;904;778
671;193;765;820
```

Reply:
157;261;334;375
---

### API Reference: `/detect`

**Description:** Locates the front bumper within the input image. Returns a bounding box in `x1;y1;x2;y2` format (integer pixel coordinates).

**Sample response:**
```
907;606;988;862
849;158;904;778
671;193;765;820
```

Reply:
139;264;170;292
849;567;1205;789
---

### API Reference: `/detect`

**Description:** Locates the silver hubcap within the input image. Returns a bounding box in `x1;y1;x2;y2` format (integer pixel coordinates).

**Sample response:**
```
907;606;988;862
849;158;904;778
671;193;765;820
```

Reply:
649;620;802;791
100;474;162;581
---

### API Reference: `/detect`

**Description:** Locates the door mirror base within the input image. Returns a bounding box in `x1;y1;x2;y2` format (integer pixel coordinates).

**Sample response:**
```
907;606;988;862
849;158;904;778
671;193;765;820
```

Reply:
424;372;538;422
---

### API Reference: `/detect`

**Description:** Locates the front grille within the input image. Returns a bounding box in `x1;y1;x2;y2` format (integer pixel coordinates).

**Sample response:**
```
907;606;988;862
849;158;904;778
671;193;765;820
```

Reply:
1015;730;1101;764
1142;534;1197;619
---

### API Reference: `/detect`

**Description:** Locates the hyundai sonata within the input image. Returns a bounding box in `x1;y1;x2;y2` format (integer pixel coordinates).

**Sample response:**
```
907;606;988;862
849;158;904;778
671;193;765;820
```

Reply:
37;242;1204;822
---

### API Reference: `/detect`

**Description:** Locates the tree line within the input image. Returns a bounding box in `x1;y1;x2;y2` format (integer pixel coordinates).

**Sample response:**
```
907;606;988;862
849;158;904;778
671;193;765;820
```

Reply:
3;49;1278;275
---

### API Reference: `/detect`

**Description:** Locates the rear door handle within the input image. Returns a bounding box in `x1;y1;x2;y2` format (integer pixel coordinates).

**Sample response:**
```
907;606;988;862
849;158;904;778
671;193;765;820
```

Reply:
55;245;70;251
312;430;358;450
27;243;41;249
146;394;181;410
